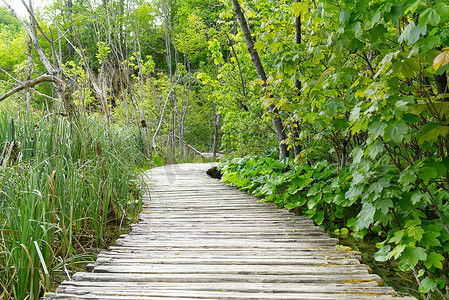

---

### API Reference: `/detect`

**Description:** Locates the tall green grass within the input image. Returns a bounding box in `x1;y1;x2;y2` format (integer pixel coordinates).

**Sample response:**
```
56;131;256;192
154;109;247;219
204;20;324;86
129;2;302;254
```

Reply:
0;112;149;299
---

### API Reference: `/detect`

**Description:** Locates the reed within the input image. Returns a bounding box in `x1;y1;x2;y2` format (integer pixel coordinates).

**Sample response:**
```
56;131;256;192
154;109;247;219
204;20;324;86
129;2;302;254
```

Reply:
0;112;149;299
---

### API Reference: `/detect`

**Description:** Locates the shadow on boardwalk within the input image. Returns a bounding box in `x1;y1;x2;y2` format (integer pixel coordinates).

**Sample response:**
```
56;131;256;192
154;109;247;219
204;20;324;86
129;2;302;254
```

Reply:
46;163;416;299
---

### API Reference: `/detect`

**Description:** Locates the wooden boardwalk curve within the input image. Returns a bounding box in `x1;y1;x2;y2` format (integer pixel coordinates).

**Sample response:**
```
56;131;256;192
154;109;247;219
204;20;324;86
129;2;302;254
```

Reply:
48;163;415;299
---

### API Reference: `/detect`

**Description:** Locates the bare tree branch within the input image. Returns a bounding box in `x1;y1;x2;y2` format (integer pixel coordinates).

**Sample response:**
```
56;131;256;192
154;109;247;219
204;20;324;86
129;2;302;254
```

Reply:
0;74;66;102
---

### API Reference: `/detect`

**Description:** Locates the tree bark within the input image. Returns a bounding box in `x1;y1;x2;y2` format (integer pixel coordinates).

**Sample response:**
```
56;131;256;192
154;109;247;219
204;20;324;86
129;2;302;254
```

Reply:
434;72;448;101
232;0;288;160
213;112;222;158
0;75;67;102
25;34;33;113
292;0;302;157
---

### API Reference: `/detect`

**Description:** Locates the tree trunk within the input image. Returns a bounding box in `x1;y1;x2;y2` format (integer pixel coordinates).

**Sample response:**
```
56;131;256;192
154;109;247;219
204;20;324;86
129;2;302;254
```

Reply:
213;112;222;158
26;34;33;114
231;0;288;160
292;0;302;157
435;72;448;101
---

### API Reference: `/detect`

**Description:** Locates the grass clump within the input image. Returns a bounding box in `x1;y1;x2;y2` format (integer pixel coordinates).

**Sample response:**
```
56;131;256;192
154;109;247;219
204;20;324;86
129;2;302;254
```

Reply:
0;112;150;299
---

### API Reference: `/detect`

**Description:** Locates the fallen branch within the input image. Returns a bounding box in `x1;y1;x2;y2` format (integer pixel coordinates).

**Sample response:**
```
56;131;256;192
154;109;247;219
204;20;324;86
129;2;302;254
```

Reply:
0;74;66;102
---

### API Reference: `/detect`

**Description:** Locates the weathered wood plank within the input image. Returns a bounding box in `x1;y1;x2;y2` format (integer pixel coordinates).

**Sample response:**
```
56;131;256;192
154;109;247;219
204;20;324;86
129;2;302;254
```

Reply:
46;163;415;300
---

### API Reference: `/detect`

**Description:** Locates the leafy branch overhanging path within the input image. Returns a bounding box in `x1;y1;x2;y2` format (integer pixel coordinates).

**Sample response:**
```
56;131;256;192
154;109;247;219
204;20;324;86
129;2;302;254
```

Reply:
47;163;416;299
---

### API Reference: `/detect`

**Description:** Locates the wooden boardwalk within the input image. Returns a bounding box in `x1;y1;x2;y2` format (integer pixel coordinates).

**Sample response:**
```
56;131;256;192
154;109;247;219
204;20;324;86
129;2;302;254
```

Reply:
48;163;415;299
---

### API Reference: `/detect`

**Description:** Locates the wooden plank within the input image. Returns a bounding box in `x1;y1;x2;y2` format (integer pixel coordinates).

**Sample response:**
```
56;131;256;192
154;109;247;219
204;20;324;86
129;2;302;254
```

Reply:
71;272;382;284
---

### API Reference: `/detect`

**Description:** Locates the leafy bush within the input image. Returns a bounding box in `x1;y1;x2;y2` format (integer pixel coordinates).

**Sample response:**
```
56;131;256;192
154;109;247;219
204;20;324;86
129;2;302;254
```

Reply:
219;151;449;299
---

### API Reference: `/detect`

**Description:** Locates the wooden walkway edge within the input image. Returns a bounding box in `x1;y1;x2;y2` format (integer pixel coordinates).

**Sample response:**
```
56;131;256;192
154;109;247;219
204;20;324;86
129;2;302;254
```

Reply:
47;163;416;299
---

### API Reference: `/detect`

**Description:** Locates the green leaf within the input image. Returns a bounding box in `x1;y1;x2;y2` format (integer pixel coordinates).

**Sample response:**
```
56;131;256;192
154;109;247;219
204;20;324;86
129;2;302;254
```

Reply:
368;178;390;194
352;22;362;39
424;252;444;269
332;118;349;131
419;277;437;293
339;10;350;25
418;125;449;145
421;227;442;247
291;2;308;17
418;166;438;182
408;24;427;45
345;185;361;201
351;147;364;164
375;198;393;215
367;140;384;159
399;169;417;185
392;58;419;78
411;192;423;204
368;120;387;140
384;120;408;143
401;246;427;267
434;2;449;21
399;21;415;44
374;245;391;262
390;230;404;244
419;7;440;26
356;202;375;229
406;0;422;14
326;99;345;116
388;244;406;259
407;225;424;240
366;11;381;30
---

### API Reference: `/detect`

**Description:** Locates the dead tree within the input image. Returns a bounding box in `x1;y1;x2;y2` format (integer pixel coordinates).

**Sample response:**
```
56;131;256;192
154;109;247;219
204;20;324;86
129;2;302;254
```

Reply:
0;0;73;116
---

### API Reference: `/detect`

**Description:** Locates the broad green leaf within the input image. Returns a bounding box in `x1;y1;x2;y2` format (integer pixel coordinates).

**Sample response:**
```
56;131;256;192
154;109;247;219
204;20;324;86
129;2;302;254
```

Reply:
434;2;449;20
399;169;417;185
368;178;390;194
402;113;422;124
411;192;423;204
406;0;422;14
345;185;361;201
332;118;349;130
407;225;424;240
351;147;364;164
421;227;442;247
366;11;381;30
390;230;404;244
326;99;345;116
356;202;375;229
419;277;437;293
352;171;365;185
352;22;362;38
374;245;391;262
419;7;440;26
418;166;438;182
339;10;350;25
399;21;415;44
408;104;426;115
388;244;406;259
367;140;384;159
384;120;408;143
401;246;427;267
408;24;427;45
392;58;419;78
368;120;387;140
375;198;393;215
291;2;308;17
424;252;444;269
